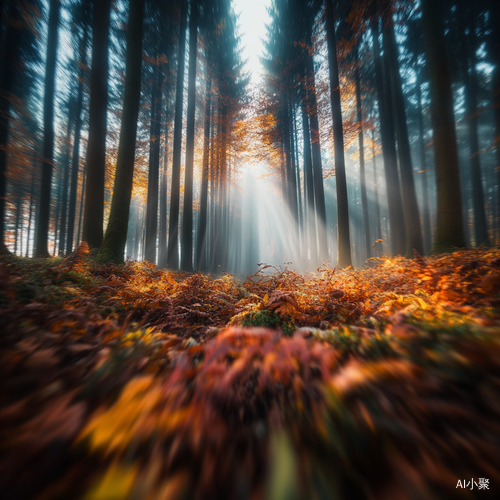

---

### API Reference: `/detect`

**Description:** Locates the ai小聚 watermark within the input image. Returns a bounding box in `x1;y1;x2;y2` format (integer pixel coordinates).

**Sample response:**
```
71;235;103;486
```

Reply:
456;478;489;490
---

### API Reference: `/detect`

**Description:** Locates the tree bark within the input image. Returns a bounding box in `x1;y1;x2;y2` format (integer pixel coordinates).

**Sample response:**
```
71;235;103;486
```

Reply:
82;0;112;249
372;20;405;256
181;0;199;271
460;12;489;246
371;128;382;244
58;93;76;255
422;0;465;252
383;14;423;256
492;0;500;240
66;24;88;254
304;38;328;262
34;0;60;257
196;63;211;271
416;75;432;254
97;0;144;264
167;0;188;269
354;42;371;260
145;55;162;264
300;78;317;267
326;0;351;267
158;118;169;268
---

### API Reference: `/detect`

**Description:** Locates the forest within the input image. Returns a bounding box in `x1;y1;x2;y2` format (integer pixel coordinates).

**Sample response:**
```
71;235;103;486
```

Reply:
1;0;500;498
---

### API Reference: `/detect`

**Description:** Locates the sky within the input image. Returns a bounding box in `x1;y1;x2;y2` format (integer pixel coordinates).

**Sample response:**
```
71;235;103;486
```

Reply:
233;0;271;82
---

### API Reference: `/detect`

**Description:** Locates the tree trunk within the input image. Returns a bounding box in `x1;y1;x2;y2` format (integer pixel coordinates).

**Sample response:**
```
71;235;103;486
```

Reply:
0;3;22;252
66;24;88;254
383;15;423;256
181;0;199;271
492;0;500;240
354;42;371;260
58;94;76;255
158;118;169;268
422;0;465;252
167;0;188;269
416;75;432;254
300;79;317;267
196;63;211;271
82;0;112;249
304;39;328;262
371;128;382;244
97;0;144;264
34;0;60;257
26;165;36;256
145;57;161;264
326;0;351;267
460;12;489;246
371;20;405;256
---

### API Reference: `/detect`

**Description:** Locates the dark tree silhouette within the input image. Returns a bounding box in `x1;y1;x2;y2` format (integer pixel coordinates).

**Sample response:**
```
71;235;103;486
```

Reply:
97;0;145;264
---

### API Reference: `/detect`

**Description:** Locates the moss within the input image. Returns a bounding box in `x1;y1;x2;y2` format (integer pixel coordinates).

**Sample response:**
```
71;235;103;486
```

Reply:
241;309;295;336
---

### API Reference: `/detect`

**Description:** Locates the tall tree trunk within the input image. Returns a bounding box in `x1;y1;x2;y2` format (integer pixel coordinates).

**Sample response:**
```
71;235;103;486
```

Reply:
460;13;489;246
14;195;20;254
304;40;328;262
77;165;86;246
416;75;432;254
196;64;211;271
53;160;64;254
0;3;23;252
372;20;405;256
208;90;217;269
97;0;145;264
145;58;161;264
287;94;299;226
326;0;351;267
26;165;36;256
126;196;136;258
67;24;88;254
293;104;304;262
422;0;465;252
82;0;112;249
300;79;317;267
167;0;188;269
133;199;140;260
58;96;76;255
371;128;382;243
354;42;371;259
492;0;500;240
158;119;169;268
35;0;60;257
383;12;423;256
181;0;198;271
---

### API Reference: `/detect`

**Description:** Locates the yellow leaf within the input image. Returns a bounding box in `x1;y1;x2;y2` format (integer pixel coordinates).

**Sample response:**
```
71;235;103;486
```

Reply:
263;293;269;306
85;463;137;500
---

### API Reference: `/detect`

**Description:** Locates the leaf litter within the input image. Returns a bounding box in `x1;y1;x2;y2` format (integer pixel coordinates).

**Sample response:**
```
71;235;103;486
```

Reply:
0;246;500;499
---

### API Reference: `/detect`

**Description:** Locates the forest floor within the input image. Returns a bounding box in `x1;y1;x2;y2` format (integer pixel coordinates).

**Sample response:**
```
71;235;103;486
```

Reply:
1;245;500;500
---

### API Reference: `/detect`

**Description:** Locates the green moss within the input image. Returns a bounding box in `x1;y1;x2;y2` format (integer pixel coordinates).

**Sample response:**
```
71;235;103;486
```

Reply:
241;309;295;336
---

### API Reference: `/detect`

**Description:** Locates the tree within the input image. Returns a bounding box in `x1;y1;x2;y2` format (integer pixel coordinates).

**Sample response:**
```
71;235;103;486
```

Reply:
196;58;212;271
354;41;371;259
67;8;90;255
421;0;465;252
82;0;112;249
458;7;489;246
326;0;351;267
382;6;423;256
167;0;188;269
371;18;405;256
145;41;163;265
97;0;145;264
34;0;60;257
181;0;199;272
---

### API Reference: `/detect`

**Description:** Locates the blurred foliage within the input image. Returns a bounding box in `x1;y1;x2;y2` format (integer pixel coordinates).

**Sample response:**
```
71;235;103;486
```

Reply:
0;247;500;498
